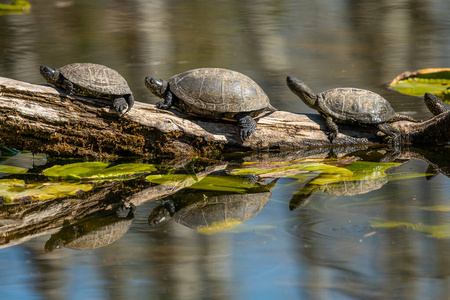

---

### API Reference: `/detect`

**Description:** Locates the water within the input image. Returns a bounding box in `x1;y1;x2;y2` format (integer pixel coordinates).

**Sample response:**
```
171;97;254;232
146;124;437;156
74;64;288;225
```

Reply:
1;0;450;299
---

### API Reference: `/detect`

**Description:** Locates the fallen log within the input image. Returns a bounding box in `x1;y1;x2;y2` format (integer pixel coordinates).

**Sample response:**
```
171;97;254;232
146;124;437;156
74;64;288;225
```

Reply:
0;76;449;158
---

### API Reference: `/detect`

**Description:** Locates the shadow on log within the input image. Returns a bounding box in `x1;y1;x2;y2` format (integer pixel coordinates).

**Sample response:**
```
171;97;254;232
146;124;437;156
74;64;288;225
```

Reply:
1;76;449;158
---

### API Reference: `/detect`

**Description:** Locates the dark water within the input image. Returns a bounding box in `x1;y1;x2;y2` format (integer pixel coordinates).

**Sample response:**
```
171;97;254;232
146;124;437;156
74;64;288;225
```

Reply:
1;0;450;299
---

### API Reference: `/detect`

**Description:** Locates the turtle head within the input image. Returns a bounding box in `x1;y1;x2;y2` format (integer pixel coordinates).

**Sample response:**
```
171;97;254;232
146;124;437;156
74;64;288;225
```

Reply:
40;65;60;84
147;201;174;227
145;76;168;98
286;76;318;109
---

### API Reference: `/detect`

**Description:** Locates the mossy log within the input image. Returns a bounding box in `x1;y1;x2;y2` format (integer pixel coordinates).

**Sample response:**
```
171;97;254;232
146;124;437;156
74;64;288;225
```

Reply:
1;76;449;158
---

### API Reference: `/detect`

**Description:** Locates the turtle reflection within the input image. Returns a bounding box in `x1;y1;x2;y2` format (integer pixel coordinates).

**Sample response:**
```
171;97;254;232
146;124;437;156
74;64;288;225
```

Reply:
148;179;277;232
45;205;135;252
289;162;395;210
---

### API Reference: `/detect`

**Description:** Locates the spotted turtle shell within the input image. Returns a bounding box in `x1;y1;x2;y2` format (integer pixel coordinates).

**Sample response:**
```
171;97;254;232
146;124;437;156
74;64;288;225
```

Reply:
168;68;270;115
318;88;396;124
59;63;132;96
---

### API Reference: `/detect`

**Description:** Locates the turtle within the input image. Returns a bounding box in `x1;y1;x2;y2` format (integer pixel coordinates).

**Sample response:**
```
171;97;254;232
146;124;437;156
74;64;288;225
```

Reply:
286;76;418;143
40;63;134;115
44;204;135;252
148;178;277;230
148;188;274;231
424;92;447;116
145;68;276;139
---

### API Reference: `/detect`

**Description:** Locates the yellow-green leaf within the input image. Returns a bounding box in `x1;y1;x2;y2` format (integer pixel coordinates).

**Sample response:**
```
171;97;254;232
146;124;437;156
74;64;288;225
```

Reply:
0;165;28;174
0;179;91;204
371;221;450;239
388;68;450;100
43;162;156;181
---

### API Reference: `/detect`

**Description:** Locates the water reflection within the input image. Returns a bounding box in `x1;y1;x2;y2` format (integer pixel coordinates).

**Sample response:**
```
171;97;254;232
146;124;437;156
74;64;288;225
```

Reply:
148;179;277;232
45;208;134;252
1;0;450;298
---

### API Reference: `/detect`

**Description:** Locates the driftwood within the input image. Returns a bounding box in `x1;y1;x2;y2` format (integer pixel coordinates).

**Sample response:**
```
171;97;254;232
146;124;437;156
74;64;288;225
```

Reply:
1;77;450;157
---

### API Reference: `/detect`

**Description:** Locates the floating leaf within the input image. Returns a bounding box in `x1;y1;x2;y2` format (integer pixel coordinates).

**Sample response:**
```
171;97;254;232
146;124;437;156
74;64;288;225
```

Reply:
43;162;156;181
388;68;450;100
188;176;259;193
146;174;259;193
0;165;28;174
0;179;91;204
371;221;450;239
0;0;30;14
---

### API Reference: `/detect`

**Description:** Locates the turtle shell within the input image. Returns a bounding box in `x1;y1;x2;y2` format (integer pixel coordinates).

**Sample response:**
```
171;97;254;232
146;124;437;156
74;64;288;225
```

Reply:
169;68;270;115
59;63;131;96
319;88;396;124
173;191;271;230
45;216;132;251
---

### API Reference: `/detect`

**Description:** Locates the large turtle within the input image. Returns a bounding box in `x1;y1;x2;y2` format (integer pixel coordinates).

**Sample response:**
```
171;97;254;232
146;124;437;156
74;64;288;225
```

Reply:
148;179;277;231
40;63;134;115
286;76;418;143
148;192;269;232
145;68;276;139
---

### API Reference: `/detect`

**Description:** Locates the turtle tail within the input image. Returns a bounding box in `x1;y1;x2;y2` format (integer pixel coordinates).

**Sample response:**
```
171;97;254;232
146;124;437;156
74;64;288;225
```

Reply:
267;104;278;112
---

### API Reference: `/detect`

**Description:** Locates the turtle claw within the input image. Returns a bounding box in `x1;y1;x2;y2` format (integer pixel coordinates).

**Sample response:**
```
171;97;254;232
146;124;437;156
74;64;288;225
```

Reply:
240;127;256;140
237;114;257;140
113;98;129;115
155;101;170;109
116;202;136;218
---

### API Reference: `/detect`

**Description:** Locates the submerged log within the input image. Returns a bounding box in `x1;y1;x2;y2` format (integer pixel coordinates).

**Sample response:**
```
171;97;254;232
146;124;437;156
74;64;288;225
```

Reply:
0;76;449;157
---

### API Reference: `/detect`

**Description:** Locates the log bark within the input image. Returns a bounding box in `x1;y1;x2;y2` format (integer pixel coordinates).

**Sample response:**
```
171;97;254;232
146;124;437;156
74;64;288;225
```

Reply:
0;76;449;158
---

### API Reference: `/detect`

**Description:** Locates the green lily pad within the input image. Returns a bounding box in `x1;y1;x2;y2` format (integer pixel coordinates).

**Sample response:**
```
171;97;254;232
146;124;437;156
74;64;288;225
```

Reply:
146;174;259;193
0;165;28;174
0;179;91;204
371;221;450;239
388;68;450;100
43;162;156;181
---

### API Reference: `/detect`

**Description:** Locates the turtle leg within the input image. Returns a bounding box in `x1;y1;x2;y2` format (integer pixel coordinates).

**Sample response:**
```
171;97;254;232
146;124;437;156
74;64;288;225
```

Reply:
156;91;173;109
116;202;136;218
112;96;129;115
377;123;400;145
62;79;74;95
237;113;257;140
125;94;135;113
324;115;339;142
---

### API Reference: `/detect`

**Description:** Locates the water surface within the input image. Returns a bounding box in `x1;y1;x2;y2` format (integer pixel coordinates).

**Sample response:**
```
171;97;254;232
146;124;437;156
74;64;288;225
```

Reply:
1;1;450;299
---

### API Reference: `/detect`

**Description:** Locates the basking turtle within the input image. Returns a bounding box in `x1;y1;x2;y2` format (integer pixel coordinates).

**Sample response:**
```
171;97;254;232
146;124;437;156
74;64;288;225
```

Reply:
424;92;447;116
40;63;134;115
286;76;418;143
145;68;276;139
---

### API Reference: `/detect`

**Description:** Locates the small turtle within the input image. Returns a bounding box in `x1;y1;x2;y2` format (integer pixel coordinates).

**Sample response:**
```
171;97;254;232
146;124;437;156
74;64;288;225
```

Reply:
424;92;447;116
40;63;134;115
145;68;276;139
286;76;418;143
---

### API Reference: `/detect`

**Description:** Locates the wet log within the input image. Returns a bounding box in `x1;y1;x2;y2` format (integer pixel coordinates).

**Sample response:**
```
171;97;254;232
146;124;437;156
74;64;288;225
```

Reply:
0;76;449;158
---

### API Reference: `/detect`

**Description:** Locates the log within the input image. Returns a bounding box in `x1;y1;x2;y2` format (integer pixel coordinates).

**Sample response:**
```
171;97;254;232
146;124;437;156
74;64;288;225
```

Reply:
1;76;449;158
